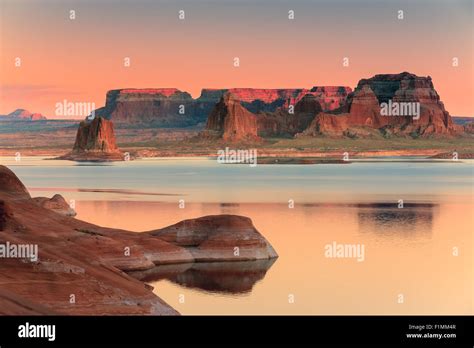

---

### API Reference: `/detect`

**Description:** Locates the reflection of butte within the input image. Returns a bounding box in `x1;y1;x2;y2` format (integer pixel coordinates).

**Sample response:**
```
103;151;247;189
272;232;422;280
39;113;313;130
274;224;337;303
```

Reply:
129;259;277;294
356;202;436;237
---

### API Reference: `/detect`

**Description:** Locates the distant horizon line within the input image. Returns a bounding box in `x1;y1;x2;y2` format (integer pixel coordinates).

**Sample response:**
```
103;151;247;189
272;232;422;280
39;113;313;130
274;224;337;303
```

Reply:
2;114;473;121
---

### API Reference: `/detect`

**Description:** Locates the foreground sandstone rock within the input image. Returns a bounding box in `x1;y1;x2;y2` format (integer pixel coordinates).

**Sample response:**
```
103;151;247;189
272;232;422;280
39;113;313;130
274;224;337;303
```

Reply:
0;166;31;199
0;165;277;315
59;116;124;161
32;194;77;217
148;215;278;261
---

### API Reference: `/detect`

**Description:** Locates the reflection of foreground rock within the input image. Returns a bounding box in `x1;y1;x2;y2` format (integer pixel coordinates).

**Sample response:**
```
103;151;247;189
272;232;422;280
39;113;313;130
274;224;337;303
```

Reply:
130;259;277;294
0;165;277;315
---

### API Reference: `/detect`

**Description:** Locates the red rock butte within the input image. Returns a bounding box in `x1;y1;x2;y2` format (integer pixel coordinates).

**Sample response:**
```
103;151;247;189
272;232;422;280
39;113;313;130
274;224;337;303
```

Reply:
77;71;465;142
204;92;261;142
301;72;460;138
59;116;124;161
93;86;351;128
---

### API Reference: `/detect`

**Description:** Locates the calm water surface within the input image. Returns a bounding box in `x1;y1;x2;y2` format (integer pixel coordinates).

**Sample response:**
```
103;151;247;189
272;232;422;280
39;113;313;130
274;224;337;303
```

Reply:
2;157;472;314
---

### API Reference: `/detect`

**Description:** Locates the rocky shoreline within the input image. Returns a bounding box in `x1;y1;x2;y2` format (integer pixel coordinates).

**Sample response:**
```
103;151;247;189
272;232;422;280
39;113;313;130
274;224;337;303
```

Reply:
0;165;277;315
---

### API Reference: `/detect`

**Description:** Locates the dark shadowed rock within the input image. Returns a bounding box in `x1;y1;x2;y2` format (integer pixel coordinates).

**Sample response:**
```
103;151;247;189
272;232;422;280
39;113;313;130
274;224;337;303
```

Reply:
130;259;277;294
0;166;30;199
0;201;6;231
200;87;350;114
257;94;323;136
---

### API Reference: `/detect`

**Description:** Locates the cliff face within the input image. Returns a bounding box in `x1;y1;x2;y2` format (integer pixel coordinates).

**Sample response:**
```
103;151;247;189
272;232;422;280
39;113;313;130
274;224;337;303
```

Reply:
73;117;120;153
256;94;323;137
95;89;202;127
90;73;460;138
60;116;123;161
94;87;351;129
199;87;349;113
205;93;260;142
301;72;460;138
202;88;349;139
308;86;352;111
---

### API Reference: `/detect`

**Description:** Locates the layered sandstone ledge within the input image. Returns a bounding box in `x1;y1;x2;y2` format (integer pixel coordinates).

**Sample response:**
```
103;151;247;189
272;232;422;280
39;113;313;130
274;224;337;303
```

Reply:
93;86;350;128
0;165;277;315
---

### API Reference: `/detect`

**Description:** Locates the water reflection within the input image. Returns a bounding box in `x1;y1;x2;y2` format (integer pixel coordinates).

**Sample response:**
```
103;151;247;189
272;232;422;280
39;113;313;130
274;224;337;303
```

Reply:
129;259;277;294
357;203;436;238
75;200;470;314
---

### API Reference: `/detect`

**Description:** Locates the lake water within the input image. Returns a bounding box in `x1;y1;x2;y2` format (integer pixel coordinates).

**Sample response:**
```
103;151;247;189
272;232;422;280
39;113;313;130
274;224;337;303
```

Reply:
1;156;472;314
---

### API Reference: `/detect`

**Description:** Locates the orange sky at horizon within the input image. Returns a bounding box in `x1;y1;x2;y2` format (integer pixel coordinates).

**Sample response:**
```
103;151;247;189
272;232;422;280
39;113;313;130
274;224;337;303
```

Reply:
1;0;473;118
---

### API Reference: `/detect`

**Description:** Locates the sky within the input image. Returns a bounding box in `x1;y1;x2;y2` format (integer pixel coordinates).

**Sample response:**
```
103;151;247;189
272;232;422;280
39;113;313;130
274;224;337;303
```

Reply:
0;0;473;119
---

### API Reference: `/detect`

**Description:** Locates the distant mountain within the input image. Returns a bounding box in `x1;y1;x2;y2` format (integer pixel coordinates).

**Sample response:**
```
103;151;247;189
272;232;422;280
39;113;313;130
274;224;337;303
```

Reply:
452;116;474;125
0;109;47;121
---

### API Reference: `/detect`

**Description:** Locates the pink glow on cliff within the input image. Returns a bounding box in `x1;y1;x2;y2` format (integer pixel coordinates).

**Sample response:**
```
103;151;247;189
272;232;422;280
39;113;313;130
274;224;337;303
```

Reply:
119;88;181;97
